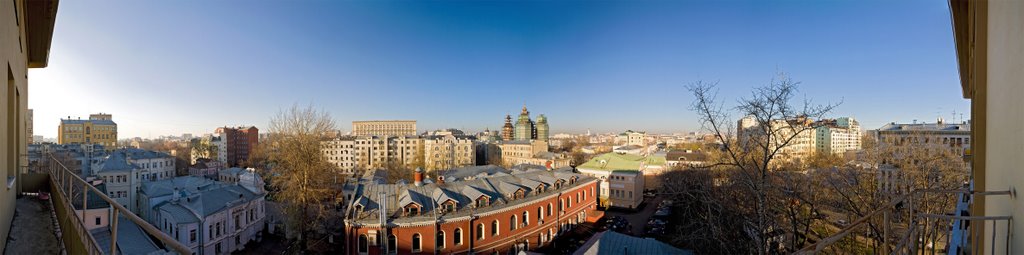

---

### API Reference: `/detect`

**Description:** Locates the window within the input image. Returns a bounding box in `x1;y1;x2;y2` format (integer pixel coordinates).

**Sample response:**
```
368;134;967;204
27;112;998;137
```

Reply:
388;235;397;254
454;228;463;246
190;230;197;243
215;243;222;254
491;220;499;236
436;231;445;249
510;215;517;231
358;234;368;253
547;203;553;216
95;217;101;226
477;223;485;240
411;233;422;252
538;207;544;220
523;211;529;226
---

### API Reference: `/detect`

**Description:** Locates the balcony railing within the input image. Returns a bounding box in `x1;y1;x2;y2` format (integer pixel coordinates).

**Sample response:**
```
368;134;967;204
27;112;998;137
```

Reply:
45;153;191;254
795;187;1011;255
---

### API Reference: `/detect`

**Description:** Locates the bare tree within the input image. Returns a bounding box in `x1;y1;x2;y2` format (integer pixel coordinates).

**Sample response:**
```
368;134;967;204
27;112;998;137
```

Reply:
261;104;342;252
685;73;839;254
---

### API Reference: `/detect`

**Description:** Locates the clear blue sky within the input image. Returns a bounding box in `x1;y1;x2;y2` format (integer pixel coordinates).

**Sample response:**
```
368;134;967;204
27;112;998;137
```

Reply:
29;0;969;139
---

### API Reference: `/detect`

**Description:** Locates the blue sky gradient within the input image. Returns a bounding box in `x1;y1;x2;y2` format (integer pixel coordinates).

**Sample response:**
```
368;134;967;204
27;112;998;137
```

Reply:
30;0;969;138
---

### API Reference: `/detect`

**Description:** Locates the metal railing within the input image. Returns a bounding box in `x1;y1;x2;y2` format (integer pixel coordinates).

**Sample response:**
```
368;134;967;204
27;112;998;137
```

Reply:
795;188;1012;255
46;153;192;254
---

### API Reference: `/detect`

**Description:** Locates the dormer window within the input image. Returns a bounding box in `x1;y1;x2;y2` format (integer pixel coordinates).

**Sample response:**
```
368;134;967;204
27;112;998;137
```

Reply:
569;176;578;184
354;204;364;213
513;189;525;200
404;204;421;216
441;200;457;213
555;180;565;189
536;185;545;193
475;196;489;208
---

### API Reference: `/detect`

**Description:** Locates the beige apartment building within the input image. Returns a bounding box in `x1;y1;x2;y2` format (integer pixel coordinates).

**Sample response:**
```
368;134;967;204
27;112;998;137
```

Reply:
815;117;862;155
422;134;475;171
738;115;817;162
950;0;1024;253
322;134;476;174
351;120;417;136
0;0;58;252
58;113;118;148
497;140;571;169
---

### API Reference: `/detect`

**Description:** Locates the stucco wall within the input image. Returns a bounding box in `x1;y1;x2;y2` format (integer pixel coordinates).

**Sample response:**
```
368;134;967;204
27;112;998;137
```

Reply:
984;0;1024;253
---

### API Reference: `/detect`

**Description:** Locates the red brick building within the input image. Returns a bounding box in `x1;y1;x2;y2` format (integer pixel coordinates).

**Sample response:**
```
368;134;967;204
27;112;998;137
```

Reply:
343;168;599;255
215;126;259;167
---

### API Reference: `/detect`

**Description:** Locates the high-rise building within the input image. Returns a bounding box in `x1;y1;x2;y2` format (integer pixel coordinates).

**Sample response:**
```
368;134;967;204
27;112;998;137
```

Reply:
352;120;417;137
58;113;118;148
815;117;862;155
214;126;259;167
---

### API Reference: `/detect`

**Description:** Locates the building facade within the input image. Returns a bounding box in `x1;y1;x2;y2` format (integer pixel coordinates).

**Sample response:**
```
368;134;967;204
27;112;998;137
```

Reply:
496;140;571;169
92;148;177;213
737;116;818;162
214;126;259;167
876;119;971;156
616;130;647;146
352;120;417;137
815;117;862;155
59;113;118;148
139;175;266;255
343;168;598;255
577;153;660;208
422;135;476;172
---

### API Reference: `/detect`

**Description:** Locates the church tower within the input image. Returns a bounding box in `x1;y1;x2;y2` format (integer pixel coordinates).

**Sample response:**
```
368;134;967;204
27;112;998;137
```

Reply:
501;115;514;141
514;106;534;141
536;114;549;142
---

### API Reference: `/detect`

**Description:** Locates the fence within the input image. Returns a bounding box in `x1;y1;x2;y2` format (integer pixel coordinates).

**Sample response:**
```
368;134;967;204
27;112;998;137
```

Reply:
46;153;192;254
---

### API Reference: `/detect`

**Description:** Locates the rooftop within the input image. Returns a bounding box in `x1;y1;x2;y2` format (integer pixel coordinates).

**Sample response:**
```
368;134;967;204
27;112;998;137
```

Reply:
573;231;691;255
345;167;594;225
577;152;665;172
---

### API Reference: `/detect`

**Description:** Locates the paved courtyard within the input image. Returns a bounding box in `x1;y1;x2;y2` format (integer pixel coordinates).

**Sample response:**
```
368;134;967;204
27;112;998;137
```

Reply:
604;195;664;236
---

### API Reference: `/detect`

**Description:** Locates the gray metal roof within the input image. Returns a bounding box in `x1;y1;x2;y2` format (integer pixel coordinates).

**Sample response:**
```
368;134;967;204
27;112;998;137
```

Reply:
159;203;200;224
573;231;691;255
346;167;594;224
878;122;971;133
141;176;220;198
94;153;139;173
90;215;164;255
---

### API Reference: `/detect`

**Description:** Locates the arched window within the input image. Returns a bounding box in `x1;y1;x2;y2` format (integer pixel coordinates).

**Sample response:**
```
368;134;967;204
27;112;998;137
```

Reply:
491;220;499;236
388;235;397;254
437;231;445;249
358;234;368;253
510;215;518;231
523;211;529;226
477;223;485;240
454;228;463;246
547;203;553;216
538;206;544;220
412;233;422;252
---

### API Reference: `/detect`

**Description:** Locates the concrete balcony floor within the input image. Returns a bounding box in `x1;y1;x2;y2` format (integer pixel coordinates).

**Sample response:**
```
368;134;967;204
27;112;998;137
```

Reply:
5;196;61;255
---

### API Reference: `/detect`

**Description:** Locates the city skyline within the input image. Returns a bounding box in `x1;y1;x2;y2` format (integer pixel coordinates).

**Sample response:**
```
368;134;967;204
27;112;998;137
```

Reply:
30;0;968;139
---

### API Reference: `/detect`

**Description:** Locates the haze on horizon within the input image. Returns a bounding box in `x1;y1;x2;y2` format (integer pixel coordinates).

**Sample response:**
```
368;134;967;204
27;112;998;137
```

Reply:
29;0;969;139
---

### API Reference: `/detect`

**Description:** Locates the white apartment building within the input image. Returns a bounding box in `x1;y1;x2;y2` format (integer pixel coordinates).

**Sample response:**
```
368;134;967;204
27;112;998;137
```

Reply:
322;137;357;174
876;119;971;156
92;148;176;213
815;117;862;155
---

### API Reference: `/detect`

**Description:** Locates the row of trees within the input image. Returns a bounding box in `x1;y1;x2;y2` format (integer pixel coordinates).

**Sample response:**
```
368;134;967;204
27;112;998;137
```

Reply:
661;74;968;254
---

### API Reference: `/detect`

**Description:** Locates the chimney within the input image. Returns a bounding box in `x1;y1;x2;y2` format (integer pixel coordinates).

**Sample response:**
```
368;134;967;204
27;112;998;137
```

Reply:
414;167;424;186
